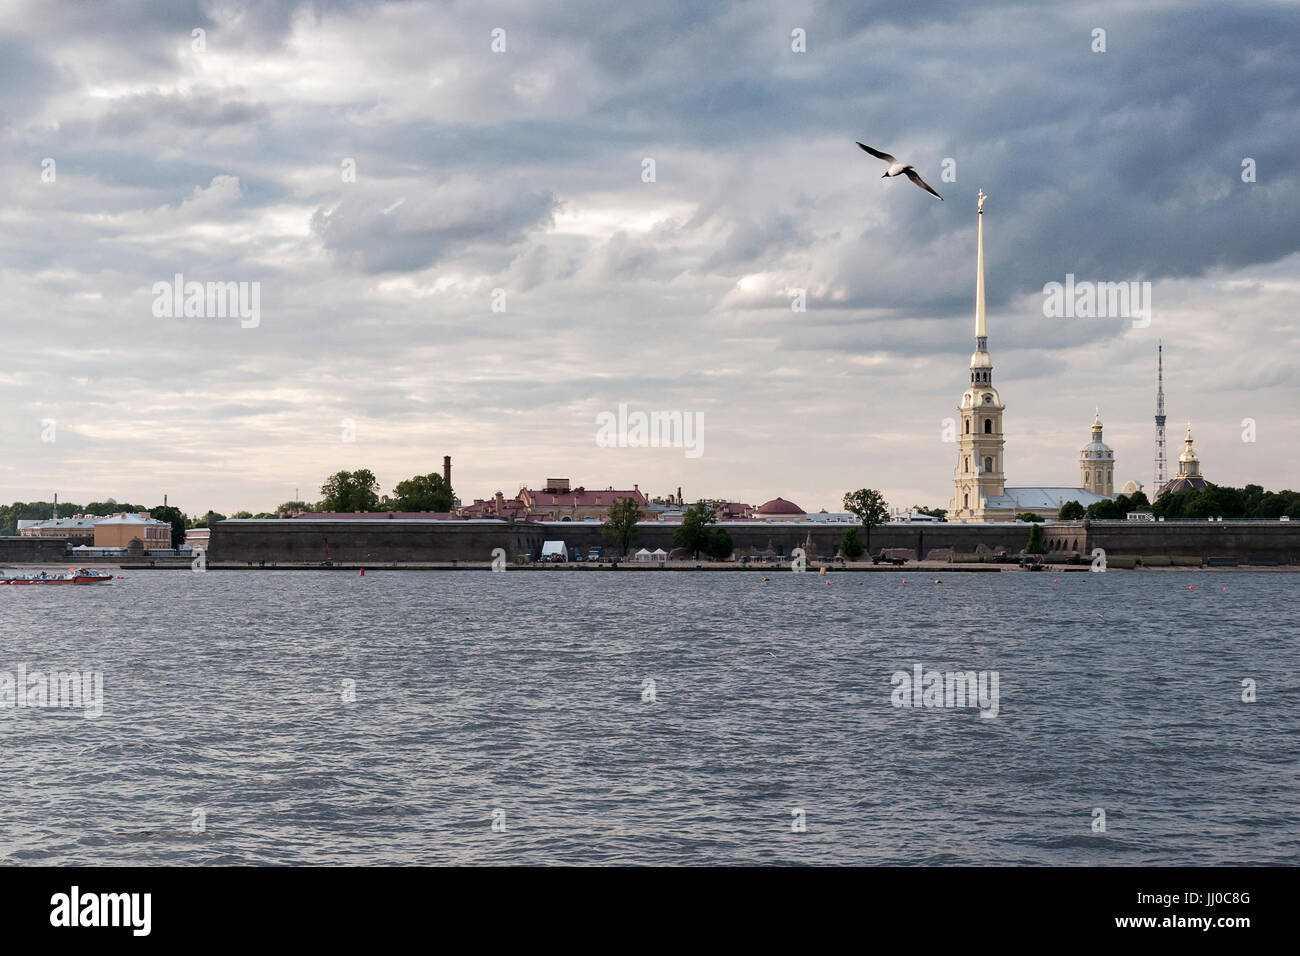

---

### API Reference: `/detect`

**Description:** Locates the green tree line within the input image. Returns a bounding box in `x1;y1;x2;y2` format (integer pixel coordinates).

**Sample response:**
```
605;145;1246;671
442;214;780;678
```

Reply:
1058;484;1300;521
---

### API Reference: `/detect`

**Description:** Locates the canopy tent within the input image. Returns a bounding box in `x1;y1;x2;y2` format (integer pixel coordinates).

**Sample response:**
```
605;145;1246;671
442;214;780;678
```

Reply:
541;540;567;561
634;548;653;561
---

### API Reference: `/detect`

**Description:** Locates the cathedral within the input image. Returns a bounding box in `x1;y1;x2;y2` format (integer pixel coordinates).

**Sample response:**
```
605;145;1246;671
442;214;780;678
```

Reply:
947;192;1130;522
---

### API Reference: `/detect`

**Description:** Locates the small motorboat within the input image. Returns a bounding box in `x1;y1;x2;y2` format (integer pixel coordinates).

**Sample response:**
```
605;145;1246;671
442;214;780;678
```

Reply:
0;567;116;585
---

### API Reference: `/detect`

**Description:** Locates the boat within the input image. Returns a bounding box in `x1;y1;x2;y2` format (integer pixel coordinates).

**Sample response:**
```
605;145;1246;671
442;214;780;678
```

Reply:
0;568;116;585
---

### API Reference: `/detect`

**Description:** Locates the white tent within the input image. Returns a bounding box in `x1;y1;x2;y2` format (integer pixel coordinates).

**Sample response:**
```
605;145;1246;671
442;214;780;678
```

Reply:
634;548;653;561
650;548;668;558
541;540;567;562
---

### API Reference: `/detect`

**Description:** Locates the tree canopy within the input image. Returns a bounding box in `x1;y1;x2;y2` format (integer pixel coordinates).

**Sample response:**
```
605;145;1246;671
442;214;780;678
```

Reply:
319;469;382;513
673;501;717;558
840;527;866;560
602;496;643;556
704;527;733;561
391;472;455;512
149;505;188;548
1058;500;1086;520
1153;483;1300;520
843;488;889;527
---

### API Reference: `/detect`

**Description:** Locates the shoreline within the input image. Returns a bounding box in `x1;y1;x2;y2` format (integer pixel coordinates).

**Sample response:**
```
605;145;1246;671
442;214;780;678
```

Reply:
5;561;1297;573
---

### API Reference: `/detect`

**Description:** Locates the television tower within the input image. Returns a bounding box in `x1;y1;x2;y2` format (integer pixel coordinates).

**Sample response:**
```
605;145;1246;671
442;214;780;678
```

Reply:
1154;341;1167;490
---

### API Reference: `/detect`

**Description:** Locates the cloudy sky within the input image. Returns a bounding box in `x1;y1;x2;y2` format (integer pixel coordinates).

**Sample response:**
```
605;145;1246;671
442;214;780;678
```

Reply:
2;0;1297;516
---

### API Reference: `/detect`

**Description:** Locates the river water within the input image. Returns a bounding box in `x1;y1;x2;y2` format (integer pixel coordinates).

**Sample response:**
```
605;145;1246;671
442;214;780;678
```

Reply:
1;570;1296;865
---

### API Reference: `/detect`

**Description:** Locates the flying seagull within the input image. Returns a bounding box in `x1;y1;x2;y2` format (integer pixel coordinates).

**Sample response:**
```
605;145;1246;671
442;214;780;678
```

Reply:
856;143;943;200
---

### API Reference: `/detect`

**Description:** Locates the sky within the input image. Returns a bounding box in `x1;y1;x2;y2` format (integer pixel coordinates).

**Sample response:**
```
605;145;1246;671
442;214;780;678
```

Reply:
1;0;1297;516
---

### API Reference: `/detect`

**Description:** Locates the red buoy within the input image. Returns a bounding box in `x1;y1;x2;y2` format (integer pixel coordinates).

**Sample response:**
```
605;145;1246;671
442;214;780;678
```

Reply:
359;568;365;577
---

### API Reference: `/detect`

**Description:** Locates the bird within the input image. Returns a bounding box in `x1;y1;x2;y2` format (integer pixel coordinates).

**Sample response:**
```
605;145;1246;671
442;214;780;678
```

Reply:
856;143;943;200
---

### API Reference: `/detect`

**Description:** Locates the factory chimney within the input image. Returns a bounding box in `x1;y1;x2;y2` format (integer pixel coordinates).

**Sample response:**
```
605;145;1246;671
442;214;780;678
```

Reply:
443;455;452;487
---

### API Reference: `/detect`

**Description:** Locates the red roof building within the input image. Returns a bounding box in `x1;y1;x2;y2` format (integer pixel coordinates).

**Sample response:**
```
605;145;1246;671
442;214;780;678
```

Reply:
754;497;806;520
516;478;648;521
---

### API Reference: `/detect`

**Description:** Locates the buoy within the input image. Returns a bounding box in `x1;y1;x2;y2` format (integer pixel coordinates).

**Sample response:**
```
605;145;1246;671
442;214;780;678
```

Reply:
359;568;365;576
934;579;941;584
825;580;831;586
902;579;907;584
1188;585;1194;590
1053;578;1059;583
761;577;769;582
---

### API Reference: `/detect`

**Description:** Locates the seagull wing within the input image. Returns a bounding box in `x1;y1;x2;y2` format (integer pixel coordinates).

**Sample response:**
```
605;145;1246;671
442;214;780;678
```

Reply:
856;142;896;164
904;168;943;200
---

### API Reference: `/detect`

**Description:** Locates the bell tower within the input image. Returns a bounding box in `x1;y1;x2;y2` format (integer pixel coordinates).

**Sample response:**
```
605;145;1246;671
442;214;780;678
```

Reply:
1080;409;1115;496
949;190;1006;521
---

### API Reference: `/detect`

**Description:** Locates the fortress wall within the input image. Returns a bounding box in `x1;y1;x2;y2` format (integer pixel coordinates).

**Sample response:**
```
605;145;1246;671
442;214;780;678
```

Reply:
208;519;1031;562
191;518;1300;564
1044;520;1300;562
0;537;72;562
209;520;546;564
1094;521;1300;562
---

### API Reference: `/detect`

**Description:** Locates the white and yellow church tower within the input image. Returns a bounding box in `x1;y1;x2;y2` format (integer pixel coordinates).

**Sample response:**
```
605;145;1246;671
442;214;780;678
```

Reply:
945;190;1126;521
948;190;1008;521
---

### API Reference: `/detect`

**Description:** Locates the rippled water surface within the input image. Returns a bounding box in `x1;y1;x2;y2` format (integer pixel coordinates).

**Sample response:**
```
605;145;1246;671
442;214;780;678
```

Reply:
1;570;1297;865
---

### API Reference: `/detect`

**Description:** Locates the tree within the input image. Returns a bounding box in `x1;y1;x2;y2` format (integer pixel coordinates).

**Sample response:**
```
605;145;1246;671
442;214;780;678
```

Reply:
1015;512;1044;523
840;527;866;560
149;505;188;548
843;488;889;555
0;501;85;535
913;505;947;519
1026;523;1045;554
1058;500;1086;520
275;500;312;516
602;496;643;556
705;527;733;561
673;501;717;559
231;511;254;519
84;500;147;516
391;472;454;512
190;512;227;528
319;469;381;513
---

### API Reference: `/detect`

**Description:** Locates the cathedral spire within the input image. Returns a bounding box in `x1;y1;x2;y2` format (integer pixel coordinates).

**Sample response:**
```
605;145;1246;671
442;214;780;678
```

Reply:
974;189;987;347
969;190;992;386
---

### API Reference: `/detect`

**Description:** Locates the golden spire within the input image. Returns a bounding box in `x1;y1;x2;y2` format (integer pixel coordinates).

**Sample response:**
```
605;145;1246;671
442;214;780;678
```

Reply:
974;189;987;342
